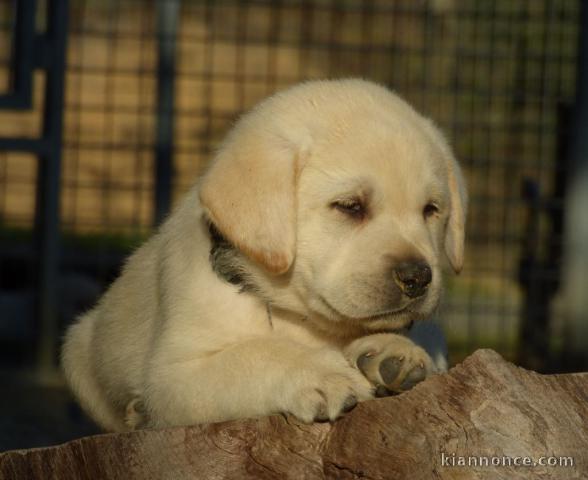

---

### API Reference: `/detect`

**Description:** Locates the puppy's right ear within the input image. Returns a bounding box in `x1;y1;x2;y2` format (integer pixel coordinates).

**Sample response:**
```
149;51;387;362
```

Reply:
199;127;305;275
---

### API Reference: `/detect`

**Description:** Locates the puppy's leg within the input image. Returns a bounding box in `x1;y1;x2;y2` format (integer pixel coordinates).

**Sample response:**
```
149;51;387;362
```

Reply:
62;313;126;431
343;333;437;397
143;337;373;427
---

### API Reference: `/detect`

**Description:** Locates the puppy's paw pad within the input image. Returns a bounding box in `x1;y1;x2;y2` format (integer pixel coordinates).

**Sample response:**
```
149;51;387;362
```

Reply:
377;353;430;393
356;351;376;371
399;363;427;390
359;354;426;394
375;384;394;398
379;356;403;384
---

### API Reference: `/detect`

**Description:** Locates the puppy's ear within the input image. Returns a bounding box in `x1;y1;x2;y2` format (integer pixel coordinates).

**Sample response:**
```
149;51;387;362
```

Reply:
421;119;467;273
444;154;467;274
199;130;302;275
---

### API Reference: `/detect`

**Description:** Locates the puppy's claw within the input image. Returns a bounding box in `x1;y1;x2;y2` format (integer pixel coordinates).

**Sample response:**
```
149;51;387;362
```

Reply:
315;403;329;422
343;395;358;412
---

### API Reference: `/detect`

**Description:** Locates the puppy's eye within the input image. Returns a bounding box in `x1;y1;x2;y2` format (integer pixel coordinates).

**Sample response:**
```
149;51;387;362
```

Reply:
423;202;440;219
331;199;366;219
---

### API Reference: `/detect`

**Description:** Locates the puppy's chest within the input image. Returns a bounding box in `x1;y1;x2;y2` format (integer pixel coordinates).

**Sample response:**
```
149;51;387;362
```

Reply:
266;312;353;350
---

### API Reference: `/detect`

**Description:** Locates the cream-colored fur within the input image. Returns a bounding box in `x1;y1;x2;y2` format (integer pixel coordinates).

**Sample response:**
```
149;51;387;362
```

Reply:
61;79;467;431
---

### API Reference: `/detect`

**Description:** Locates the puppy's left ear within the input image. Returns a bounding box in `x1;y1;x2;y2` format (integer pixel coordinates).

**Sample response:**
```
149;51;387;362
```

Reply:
422;120;467;273
199;128;304;275
444;153;468;274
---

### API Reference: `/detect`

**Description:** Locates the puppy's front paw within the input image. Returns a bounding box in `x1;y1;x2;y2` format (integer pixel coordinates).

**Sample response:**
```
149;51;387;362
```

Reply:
344;333;436;397
280;351;373;423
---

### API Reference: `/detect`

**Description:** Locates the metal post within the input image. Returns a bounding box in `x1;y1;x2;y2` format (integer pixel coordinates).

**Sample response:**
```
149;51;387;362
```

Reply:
561;1;588;369
154;0;180;225
35;0;68;375
0;0;35;109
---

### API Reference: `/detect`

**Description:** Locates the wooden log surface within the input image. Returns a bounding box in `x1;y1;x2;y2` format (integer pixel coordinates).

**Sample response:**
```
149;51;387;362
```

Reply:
1;349;587;479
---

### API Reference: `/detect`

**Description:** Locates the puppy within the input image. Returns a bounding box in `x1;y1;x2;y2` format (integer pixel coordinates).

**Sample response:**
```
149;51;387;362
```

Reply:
61;79;467;431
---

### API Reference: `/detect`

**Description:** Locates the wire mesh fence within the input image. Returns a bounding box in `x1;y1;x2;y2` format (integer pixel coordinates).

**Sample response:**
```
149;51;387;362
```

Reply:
0;0;583;371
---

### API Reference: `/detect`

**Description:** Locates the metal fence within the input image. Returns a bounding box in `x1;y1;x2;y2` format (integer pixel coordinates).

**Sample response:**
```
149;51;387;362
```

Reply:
0;0;586;374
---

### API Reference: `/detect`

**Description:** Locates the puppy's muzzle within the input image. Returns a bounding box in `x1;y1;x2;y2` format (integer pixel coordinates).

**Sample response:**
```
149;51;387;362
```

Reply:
392;260;432;299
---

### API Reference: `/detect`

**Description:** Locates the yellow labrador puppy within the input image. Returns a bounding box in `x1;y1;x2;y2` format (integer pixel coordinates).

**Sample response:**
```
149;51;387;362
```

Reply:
62;79;466;431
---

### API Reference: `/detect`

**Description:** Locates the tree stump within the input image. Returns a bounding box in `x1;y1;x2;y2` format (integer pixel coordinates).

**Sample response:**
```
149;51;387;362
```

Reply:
1;349;587;479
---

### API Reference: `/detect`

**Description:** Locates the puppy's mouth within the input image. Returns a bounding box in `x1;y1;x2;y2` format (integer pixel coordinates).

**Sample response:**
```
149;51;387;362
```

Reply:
318;295;423;328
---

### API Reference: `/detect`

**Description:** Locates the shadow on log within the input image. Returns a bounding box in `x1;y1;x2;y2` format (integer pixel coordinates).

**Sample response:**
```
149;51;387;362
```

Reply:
1;349;587;479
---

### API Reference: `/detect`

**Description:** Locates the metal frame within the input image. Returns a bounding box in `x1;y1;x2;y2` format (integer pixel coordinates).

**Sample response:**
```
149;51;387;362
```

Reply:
0;0;36;109
154;0;180;225
560;0;588;370
0;0;69;374
0;0;178;372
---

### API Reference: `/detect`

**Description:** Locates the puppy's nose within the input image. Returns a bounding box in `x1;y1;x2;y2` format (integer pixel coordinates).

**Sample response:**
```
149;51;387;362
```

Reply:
393;261;432;298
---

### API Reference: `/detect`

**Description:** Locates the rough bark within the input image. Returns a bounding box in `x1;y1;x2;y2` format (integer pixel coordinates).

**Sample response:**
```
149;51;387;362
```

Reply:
1;349;587;479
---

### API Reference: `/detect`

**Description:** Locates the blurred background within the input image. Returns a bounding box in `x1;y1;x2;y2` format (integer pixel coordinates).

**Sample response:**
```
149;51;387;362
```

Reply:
1;0;587;451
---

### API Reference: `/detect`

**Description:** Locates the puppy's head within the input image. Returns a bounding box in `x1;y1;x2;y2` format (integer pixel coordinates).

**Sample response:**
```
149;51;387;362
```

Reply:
200;79;467;331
